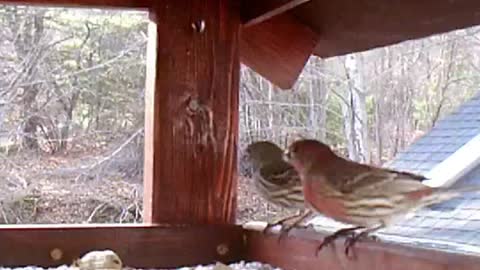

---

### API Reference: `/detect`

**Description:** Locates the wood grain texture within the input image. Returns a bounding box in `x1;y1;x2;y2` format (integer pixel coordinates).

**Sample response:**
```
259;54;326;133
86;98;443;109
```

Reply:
143;0;239;224
0;224;244;268
293;0;480;58
244;228;480;270
240;13;319;89
241;0;310;27
0;0;149;8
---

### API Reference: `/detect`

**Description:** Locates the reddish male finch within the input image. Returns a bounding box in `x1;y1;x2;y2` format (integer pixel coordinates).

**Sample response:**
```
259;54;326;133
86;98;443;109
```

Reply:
283;139;480;256
241;141;313;234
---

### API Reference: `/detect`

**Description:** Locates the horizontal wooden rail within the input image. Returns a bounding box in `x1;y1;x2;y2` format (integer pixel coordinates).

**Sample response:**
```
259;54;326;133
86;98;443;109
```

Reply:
244;226;480;270
0;224;244;268
2;223;480;269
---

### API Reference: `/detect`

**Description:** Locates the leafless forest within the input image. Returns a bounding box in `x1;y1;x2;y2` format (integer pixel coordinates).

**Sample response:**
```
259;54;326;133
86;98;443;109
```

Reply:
0;6;479;224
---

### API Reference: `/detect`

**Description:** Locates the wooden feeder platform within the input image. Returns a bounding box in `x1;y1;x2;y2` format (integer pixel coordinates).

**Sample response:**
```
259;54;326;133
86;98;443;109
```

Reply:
1;0;480;269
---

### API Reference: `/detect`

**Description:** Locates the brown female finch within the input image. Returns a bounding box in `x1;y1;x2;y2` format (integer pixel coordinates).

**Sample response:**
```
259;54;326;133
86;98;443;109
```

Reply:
241;141;313;234
283;139;480;256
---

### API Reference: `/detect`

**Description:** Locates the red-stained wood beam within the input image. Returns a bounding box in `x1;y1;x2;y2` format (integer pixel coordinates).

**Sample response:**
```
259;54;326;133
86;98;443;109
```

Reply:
244;228;480;270
0;0;150;9
0;224;244;268
143;0;239;224
293;0;480;58
240;12;319;89
241;0;311;27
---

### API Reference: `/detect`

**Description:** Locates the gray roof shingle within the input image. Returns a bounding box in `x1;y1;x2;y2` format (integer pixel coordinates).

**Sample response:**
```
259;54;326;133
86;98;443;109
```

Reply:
388;92;480;174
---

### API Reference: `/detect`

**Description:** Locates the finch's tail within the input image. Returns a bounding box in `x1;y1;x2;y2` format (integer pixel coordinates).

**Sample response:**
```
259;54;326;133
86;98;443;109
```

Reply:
420;185;480;206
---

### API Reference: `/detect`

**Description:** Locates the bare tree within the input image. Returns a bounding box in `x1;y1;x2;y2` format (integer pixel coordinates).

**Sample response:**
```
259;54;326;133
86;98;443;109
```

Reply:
343;54;370;162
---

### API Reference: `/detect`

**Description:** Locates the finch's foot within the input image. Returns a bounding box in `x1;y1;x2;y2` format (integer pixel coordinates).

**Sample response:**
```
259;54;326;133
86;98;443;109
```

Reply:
276;223;296;243
262;215;300;235
344;224;384;259
261;222;281;234
277;223;313;241
344;231;379;258
315;226;363;256
261;218;298;243
275;210;314;243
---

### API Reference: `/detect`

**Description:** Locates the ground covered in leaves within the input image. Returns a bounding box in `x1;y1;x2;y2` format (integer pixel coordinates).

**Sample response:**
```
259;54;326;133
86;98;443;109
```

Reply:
0;146;292;225
0;145;143;224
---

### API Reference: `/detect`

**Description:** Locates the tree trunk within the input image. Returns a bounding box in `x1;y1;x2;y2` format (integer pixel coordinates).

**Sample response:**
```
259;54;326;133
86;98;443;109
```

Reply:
343;54;370;163
310;57;327;140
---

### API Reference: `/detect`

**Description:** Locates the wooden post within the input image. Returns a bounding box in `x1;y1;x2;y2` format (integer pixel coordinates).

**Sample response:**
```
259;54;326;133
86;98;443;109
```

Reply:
143;0;240;224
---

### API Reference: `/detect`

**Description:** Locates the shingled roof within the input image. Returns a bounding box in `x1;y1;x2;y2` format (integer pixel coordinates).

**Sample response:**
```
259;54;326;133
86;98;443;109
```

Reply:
388;92;480;175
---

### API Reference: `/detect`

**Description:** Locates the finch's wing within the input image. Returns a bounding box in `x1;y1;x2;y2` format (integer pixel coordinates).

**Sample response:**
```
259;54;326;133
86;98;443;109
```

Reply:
330;159;428;195
260;161;301;187
257;162;304;208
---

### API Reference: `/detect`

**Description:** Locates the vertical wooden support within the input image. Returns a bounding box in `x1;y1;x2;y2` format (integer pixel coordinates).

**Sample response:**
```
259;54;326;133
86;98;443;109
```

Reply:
143;0;240;224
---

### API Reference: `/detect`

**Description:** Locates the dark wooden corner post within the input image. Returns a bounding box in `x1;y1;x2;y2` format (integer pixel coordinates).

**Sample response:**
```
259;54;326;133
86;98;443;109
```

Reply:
144;0;240;225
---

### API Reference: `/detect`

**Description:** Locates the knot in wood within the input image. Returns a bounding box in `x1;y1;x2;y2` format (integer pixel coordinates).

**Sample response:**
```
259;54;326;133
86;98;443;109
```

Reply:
191;20;205;33
186;97;200;115
216;243;229;256
50;248;63;261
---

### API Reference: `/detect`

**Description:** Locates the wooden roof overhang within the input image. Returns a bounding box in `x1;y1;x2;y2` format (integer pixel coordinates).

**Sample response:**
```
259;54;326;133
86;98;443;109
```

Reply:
1;1;480;270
